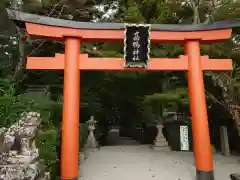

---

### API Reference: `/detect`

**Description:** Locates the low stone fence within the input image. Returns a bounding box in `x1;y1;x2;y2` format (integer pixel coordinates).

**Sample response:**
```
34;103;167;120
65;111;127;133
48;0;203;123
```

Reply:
0;112;50;180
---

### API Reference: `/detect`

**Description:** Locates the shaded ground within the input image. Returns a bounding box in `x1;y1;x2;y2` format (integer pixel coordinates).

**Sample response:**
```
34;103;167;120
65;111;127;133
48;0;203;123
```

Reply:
80;128;240;180
104;128;139;146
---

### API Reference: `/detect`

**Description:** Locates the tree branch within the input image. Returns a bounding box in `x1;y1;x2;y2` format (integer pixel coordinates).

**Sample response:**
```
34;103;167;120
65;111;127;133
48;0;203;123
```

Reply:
205;89;226;107
204;0;230;23
27;2;66;57
48;0;65;17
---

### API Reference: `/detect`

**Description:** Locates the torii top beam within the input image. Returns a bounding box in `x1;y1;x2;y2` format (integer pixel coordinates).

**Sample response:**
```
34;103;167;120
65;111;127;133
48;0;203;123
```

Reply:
6;8;240;43
5;8;240;71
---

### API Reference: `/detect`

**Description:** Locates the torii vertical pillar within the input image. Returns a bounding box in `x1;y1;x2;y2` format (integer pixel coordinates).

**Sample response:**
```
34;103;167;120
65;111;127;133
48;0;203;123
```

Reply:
61;38;80;180
185;40;213;180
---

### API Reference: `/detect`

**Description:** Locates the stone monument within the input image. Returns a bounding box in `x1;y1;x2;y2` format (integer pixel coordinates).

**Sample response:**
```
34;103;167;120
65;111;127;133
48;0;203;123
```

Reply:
85;116;98;150
152;122;170;151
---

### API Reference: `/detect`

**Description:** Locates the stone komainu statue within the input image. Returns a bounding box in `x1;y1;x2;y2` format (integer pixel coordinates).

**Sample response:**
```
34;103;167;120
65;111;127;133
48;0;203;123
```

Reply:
0;112;50;180
230;173;240;180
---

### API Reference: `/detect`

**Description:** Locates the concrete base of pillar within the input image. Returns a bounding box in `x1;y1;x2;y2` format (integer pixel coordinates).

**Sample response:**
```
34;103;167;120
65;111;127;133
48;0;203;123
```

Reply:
196;170;214;180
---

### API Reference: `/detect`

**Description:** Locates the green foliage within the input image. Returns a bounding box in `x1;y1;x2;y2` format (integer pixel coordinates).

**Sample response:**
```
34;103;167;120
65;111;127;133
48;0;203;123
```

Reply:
18;92;58;126
0;78;15;97
144;93;180;103
142;87;189;123
37;128;58;167
0;91;57;126
0;0;9;9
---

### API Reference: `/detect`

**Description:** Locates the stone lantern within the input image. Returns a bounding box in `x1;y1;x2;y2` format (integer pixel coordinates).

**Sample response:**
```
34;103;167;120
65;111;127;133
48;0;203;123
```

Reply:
85;116;98;149
152;118;170;151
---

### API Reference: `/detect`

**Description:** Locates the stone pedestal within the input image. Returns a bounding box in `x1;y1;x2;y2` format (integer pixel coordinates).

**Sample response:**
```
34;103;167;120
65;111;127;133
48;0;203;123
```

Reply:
152;124;170;151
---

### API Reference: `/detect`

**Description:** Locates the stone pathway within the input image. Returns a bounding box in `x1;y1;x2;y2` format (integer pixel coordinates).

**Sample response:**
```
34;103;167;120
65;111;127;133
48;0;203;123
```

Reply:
81;145;240;180
105;128;139;146
80;129;240;180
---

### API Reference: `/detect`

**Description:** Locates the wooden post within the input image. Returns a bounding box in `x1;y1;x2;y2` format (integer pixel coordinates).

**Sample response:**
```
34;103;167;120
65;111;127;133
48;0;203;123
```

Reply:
185;40;214;180
220;126;230;156
61;38;80;180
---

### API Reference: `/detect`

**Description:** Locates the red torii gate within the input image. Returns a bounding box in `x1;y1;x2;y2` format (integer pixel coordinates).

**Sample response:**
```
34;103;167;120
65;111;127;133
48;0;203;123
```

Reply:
6;8;240;180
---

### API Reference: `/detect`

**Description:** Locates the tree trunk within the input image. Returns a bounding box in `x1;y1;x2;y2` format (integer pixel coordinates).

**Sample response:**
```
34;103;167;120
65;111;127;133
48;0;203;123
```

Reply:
10;0;26;90
193;5;200;24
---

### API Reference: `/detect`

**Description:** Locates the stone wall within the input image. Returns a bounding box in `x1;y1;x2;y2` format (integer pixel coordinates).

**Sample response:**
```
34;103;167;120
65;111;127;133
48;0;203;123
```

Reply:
0;112;50;180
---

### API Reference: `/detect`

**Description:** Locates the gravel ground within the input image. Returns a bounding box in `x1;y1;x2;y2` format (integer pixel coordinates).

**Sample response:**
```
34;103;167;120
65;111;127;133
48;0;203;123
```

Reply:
80;129;240;180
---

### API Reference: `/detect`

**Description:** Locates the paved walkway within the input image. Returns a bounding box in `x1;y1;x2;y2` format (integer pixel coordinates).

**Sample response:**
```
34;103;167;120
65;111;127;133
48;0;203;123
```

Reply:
80;129;240;180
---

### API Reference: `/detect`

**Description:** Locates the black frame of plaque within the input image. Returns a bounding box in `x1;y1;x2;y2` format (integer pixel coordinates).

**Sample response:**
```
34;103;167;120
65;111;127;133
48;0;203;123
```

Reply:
124;23;151;68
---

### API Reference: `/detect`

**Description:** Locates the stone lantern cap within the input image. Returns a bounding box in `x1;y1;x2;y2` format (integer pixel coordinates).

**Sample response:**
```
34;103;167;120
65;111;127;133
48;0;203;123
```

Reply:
86;116;97;124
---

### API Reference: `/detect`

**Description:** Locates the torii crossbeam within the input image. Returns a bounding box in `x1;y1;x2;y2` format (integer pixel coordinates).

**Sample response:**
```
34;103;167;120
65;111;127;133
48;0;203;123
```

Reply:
6;8;240;180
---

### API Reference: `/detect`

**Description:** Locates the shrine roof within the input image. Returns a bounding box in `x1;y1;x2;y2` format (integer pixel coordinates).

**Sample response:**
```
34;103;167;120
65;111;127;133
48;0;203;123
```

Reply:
6;8;240;32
